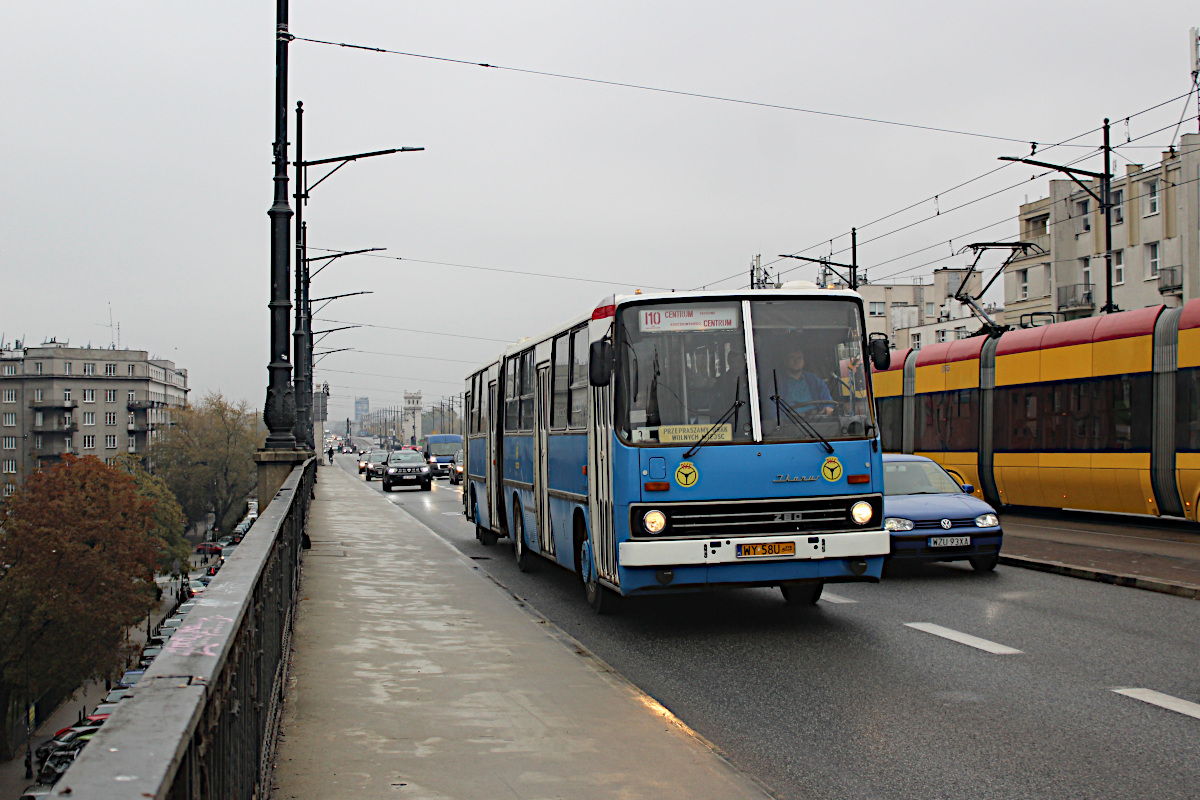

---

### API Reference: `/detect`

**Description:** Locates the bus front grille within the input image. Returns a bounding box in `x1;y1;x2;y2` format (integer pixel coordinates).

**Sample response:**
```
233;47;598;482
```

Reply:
629;495;883;539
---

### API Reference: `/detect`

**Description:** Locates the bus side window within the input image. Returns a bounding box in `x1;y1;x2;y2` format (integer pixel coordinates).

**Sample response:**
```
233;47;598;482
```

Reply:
552;334;569;429
570;328;589;427
505;359;519;431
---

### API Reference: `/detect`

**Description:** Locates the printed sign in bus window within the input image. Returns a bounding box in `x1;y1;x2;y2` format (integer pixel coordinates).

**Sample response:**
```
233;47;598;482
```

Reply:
640;307;739;333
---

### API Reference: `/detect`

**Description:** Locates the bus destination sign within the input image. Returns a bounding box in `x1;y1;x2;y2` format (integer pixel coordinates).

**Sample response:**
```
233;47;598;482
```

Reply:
640;307;739;333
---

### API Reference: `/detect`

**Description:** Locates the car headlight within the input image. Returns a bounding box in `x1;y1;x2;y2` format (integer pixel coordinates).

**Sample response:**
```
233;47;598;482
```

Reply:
975;513;999;528
643;510;666;533
850;501;873;525
456;464;464;472
884;517;915;532
387;468;397;474
421;466;430;473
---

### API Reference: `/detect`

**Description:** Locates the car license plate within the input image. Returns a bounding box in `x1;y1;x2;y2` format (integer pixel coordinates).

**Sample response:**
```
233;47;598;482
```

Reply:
929;536;971;547
735;542;796;558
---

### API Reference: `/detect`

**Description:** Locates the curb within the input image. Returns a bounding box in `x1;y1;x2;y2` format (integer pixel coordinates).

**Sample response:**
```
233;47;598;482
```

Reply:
999;554;1200;600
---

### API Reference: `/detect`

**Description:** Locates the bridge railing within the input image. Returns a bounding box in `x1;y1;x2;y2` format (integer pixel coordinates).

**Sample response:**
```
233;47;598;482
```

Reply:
49;457;317;799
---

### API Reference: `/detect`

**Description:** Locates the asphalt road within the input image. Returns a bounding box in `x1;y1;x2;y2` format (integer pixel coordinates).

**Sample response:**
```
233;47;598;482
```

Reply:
335;450;1200;800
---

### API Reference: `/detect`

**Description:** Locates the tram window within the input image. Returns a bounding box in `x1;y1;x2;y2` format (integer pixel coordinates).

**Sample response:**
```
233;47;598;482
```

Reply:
1176;367;1200;451
876;396;904;452
995;376;1150;452
551;334;569;430
569;328;589;428
504;359;519;431
518;351;534;431
914;389;978;452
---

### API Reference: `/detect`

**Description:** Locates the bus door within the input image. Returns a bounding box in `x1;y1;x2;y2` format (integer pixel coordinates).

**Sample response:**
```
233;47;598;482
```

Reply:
534;364;554;555
487;380;499;530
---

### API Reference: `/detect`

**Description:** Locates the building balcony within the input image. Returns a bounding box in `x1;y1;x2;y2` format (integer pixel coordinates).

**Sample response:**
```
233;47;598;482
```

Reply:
1057;283;1095;311
127;399;165;410
32;420;78;433
29;398;78;410
1158;267;1183;295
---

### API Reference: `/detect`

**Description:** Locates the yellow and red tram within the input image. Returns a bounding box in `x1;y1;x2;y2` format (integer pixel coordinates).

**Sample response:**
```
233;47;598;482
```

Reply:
876;299;1200;520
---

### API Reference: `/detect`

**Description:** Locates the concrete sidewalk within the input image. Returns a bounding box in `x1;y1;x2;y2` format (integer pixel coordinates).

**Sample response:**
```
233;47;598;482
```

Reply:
271;464;770;800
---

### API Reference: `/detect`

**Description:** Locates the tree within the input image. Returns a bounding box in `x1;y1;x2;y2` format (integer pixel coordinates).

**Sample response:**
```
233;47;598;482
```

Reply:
112;453;190;573
0;456;160;759
150;392;263;534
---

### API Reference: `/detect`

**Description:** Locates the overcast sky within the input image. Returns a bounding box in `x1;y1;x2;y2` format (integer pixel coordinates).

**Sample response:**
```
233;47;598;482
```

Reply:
2;2;1197;422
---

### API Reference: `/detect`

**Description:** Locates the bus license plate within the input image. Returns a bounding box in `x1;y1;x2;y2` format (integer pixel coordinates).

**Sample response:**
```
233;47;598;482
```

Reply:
736;542;796;558
929;536;971;547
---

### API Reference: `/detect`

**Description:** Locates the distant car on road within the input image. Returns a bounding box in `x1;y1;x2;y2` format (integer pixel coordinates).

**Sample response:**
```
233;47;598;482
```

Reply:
382;450;432;492
364;452;389;481
882;454;1002;572
358;451;371;473
195;542;222;556
449;448;465;485
425;434;463;478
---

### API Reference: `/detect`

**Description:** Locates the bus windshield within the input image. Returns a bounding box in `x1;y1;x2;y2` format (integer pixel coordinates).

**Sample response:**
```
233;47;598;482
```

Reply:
615;298;874;445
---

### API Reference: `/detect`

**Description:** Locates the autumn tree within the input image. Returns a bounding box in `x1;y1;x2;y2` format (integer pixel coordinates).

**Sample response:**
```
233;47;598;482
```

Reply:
0;455;161;759
112;453;190;573
149;392;263;534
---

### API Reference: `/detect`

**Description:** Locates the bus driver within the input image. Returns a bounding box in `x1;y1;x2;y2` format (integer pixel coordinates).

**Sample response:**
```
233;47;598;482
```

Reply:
775;346;836;415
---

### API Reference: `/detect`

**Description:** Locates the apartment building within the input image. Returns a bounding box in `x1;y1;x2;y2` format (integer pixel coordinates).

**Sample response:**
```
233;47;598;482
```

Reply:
854;267;1000;349
1006;132;1200;319
0;340;188;498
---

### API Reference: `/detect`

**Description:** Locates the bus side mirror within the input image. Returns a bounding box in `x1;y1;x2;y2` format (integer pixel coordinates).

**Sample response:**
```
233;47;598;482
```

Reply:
868;334;891;371
589;340;614;387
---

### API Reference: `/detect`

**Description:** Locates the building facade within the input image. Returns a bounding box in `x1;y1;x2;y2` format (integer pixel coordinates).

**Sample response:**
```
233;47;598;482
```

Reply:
0;340;188;498
354;396;369;423
853;267;1000;350
1006;133;1200;320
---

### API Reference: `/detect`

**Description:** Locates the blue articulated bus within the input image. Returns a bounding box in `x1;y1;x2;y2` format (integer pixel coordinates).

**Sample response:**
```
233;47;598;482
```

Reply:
463;286;893;611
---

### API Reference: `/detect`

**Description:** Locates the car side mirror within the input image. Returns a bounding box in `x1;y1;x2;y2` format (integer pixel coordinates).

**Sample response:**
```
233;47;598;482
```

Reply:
961;484;975;494
589;340;614;387
868;333;891;371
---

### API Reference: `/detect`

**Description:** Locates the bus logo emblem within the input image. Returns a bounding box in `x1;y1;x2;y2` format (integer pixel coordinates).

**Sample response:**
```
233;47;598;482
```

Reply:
675;461;699;488
820;457;843;482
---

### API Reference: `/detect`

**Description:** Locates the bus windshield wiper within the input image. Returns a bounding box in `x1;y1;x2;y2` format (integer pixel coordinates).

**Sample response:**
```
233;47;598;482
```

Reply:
682;381;744;459
770;370;834;454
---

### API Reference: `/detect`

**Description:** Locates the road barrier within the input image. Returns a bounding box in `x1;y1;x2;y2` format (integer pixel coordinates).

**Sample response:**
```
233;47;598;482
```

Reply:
50;457;317;799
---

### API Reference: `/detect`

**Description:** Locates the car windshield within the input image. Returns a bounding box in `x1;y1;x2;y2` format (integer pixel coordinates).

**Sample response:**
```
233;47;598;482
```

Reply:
883;461;963;495
454;449;464;462
429;442;460;456
615;298;874;445
369;453;389;463
389;451;426;464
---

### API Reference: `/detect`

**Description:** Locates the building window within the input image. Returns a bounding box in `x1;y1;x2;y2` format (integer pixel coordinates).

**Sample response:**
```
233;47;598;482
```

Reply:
127;412;135;425
869;302;885;316
63;413;72;427
83;435;96;449
1017;269;1028;300
2;389;14;403
105;389;116;402
2;483;14;497
34;389;43;402
33;412;42;426
2;460;15;474
105;412;116;426
34;362;42;375
83;389;95;403
1146;242;1160;278
64;363;71;375
83;362;95;376
1146;180;1159;215
911;332;922;350
105;435;117;449
1113;250;1124;284
2;437;15;450
1111;189;1124;224
1025;214;1049;237
104;363;116;376
1;365;14;376
127;364;135;377
2;413;15;427
34;435;42;449
63;389;71;401
936;330;947;343
956;327;968;339
128;390;136;402
924;302;935;318
128;436;136;451
82;412;95;426
1080;257;1091;287
1077;199;1091;232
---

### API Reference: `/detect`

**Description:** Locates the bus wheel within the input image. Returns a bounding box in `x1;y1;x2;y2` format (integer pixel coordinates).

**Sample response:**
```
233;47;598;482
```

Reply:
780;582;823;605
512;504;532;572
581;540;618;614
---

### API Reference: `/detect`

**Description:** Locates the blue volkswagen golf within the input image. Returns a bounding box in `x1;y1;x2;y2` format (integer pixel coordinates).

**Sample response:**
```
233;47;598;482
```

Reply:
882;454;1002;572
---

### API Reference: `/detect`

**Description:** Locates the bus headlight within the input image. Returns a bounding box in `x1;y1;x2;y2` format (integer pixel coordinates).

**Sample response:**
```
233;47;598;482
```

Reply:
884;517;914;531
643;510;667;534
850;501;873;525
974;513;999;528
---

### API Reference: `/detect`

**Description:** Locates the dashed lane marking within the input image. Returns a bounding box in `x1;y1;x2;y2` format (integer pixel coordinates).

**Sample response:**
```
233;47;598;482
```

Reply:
904;622;1023;655
820;592;857;604
1112;688;1200;720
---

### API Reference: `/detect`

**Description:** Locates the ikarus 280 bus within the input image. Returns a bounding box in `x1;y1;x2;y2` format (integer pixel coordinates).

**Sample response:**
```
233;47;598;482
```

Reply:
463;284;893;611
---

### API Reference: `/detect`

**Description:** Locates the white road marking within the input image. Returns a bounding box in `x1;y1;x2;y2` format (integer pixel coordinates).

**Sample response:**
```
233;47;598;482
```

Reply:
904;622;1022;655
442;511;461;515
820;592;857;604
1112;688;1200;720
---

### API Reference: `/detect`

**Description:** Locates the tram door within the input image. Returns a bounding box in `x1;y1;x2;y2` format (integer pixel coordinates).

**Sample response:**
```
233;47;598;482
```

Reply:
534;365;554;555
487;381;499;528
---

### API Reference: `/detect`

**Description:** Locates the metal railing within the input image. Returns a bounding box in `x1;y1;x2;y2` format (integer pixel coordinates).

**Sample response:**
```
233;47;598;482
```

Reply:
1057;283;1095;310
51;457;316;799
1158;266;1182;294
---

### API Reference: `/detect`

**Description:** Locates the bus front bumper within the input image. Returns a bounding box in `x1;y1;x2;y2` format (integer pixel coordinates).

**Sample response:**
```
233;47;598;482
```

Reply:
618;530;889;567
